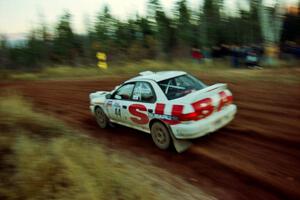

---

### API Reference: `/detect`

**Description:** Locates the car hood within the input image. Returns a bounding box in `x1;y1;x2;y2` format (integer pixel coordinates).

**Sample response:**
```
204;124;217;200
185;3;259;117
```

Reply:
89;91;110;104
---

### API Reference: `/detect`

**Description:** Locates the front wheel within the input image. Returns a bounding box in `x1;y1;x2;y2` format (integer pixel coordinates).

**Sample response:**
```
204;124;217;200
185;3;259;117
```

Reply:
151;122;171;150
94;107;109;128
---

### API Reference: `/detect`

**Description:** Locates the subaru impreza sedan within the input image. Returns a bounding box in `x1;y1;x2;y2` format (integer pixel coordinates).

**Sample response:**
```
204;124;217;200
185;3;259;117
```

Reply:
89;71;237;152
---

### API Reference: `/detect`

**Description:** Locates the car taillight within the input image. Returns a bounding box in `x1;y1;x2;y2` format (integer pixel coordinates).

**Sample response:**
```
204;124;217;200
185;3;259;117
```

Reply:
171;98;214;122
218;91;233;111
227;95;233;104
192;98;214;119
178;112;199;121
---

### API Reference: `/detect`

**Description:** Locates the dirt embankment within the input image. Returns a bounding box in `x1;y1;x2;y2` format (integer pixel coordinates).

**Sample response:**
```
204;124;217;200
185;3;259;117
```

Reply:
1;76;300;200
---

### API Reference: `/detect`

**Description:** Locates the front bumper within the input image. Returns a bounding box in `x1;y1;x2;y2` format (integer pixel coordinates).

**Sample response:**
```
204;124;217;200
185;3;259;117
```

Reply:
171;104;237;139
90;105;95;114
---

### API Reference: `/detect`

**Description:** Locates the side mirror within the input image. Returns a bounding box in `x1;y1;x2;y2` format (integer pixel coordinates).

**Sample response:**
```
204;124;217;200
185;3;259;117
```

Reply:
115;94;122;100
105;94;112;99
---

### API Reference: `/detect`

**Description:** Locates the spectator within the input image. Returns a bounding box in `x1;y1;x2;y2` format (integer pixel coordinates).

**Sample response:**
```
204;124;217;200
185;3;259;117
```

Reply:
191;48;203;63
231;45;241;68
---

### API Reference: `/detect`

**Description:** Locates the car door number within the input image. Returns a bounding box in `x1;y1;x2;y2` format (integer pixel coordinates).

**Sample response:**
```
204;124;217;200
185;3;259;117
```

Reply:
115;108;121;117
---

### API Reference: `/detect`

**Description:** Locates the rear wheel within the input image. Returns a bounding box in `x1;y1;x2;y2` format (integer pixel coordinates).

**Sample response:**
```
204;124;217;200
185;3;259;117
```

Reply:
151;122;171;150
95;107;109;128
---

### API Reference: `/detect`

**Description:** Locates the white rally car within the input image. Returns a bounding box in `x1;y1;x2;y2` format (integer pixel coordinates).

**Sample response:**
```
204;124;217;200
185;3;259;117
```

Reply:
89;71;237;152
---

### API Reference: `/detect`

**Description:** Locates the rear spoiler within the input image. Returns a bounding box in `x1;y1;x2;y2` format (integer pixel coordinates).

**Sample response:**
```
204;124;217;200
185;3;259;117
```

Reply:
201;83;227;93
176;83;227;103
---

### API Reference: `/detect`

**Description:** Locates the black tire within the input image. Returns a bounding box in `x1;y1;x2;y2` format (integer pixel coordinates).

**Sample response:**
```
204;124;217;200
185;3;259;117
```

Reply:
94;107;109;128
151;122;171;150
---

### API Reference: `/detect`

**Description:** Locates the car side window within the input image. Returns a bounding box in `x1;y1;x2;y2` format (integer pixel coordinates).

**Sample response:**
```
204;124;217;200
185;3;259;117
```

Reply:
112;83;135;100
132;82;156;103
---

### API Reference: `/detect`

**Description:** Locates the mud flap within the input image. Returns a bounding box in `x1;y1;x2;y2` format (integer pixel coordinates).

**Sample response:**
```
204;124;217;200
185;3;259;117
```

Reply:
108;121;115;128
168;128;192;153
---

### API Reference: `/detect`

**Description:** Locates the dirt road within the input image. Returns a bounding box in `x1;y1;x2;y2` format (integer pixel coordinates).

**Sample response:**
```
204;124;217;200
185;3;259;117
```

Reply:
2;75;300;200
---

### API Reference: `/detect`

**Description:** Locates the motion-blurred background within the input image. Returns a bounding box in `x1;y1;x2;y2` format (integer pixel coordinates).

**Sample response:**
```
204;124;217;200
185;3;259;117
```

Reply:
0;0;299;71
1;1;300;200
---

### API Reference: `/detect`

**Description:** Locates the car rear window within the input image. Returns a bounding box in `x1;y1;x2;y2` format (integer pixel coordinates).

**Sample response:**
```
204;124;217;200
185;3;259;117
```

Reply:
158;75;206;100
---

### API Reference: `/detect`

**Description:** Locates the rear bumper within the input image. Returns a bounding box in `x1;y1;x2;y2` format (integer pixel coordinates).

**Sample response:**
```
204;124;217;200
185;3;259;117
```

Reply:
170;104;237;139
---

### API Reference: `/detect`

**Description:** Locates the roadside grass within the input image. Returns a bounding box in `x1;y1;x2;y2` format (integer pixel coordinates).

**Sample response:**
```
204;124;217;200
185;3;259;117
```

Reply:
1;59;300;83
4;59;228;80
0;95;212;200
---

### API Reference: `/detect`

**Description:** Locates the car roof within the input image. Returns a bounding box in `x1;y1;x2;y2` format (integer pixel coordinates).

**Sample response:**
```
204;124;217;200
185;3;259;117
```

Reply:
125;71;187;83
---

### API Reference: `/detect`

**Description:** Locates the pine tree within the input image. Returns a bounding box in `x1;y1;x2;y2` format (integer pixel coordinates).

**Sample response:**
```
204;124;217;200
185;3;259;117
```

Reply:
53;11;79;64
94;5;115;53
176;0;192;47
201;0;222;47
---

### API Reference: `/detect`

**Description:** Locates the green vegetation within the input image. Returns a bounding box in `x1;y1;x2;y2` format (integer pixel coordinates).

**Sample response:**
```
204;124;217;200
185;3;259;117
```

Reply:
0;0;299;69
2;59;299;84
3;59;226;80
0;95;190;200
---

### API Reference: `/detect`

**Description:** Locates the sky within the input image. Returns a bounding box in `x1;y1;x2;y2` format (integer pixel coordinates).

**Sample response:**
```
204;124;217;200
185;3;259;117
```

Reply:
0;0;298;37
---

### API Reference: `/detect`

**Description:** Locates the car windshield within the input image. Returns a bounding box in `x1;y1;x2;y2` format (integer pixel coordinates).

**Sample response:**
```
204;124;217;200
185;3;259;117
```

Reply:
158;74;206;100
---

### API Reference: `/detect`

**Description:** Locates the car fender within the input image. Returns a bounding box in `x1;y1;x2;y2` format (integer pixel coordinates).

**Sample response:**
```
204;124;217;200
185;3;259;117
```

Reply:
90;91;110;114
149;118;192;153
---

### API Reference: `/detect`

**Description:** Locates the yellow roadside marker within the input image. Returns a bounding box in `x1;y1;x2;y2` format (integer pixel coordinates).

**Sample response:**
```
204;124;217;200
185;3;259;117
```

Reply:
96;52;108;70
98;61;108;69
97;52;107;61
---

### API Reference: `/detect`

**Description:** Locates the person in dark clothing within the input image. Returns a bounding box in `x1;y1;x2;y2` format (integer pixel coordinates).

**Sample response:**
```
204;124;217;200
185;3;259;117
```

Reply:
231;45;241;68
